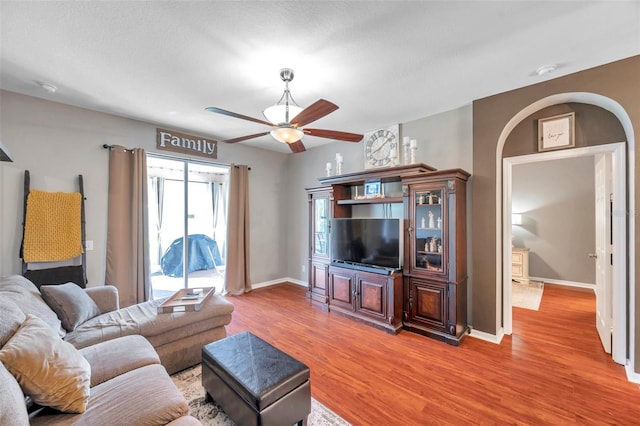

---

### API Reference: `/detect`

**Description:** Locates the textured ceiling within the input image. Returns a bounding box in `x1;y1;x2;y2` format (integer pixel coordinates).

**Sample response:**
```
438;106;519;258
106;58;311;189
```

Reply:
1;1;639;154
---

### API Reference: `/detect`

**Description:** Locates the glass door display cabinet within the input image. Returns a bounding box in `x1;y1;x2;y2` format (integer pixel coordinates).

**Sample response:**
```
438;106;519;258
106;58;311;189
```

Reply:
413;189;445;275
306;186;332;309
402;169;470;345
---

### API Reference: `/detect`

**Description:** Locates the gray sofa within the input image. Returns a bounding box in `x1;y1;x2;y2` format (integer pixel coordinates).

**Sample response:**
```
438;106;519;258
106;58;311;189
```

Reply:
1;334;201;425
0;274;234;375
0;274;234;425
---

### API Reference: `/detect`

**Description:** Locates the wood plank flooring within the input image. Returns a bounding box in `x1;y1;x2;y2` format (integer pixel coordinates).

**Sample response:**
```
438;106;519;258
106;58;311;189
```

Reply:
223;283;640;425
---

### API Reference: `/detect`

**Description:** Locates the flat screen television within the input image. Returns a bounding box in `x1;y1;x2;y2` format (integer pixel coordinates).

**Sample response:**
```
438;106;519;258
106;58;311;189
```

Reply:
331;218;402;270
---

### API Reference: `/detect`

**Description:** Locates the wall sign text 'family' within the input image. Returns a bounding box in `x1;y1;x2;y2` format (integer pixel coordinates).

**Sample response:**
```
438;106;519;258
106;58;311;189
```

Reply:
156;128;218;159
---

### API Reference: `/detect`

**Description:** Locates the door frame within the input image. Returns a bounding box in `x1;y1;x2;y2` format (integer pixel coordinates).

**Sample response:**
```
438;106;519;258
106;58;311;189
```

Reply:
503;143;626;365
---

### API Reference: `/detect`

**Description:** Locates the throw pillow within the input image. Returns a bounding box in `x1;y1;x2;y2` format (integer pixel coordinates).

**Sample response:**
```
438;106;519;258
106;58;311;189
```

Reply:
0;275;66;338
0;299;26;348
0;314;91;413
41;283;101;332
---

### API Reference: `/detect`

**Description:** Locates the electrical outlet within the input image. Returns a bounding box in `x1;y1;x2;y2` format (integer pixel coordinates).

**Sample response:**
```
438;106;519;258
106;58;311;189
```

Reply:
85;240;94;251
301;264;306;273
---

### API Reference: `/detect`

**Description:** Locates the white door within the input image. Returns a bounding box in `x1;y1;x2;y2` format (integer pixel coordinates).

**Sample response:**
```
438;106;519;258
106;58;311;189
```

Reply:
594;153;612;353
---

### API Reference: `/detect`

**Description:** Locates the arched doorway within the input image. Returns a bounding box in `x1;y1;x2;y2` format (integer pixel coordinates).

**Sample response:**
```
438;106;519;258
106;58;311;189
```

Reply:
494;92;635;369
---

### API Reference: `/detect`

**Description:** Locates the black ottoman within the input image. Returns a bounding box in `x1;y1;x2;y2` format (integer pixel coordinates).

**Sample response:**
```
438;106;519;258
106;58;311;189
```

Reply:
202;332;311;426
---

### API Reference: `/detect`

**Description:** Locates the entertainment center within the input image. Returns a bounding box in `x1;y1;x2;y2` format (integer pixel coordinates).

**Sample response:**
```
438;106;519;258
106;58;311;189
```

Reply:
307;163;470;345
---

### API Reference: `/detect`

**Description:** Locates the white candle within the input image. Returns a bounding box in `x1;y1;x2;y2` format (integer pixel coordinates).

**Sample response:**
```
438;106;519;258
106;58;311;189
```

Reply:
410;139;417;148
336;153;342;162
403;136;410;146
326;162;332;171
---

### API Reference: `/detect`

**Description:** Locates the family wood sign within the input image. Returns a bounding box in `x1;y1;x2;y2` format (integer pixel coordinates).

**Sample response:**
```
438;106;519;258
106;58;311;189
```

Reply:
156;128;218;159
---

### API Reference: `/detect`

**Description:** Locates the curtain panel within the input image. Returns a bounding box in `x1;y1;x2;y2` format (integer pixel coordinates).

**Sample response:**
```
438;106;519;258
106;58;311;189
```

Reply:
105;146;150;307
224;164;251;295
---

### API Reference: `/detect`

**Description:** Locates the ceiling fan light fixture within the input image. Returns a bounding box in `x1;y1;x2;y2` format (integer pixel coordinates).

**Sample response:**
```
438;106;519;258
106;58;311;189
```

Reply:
263;104;303;125
270;126;304;144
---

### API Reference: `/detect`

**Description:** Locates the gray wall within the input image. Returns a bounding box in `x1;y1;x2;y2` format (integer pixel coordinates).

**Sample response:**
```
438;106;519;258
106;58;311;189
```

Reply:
0;90;289;287
1;89;473;315
472;55;638;342
512;157;596;285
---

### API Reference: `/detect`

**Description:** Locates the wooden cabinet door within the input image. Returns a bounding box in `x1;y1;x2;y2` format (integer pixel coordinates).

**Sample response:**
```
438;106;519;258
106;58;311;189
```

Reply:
329;268;355;311
309;260;328;303
355;272;387;320
407;278;447;332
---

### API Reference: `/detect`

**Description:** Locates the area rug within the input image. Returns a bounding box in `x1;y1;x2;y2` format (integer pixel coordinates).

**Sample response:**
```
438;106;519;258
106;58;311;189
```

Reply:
512;281;544;310
171;364;351;426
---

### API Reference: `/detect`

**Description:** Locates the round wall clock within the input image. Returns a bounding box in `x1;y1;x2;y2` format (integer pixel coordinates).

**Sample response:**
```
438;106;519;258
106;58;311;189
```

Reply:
364;125;399;169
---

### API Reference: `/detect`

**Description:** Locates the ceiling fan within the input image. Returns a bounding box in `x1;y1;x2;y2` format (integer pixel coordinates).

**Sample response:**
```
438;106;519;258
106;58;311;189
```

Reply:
205;68;363;153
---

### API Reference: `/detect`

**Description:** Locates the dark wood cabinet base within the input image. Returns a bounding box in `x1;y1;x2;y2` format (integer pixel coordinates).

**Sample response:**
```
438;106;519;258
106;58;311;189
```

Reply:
402;323;469;346
328;265;402;335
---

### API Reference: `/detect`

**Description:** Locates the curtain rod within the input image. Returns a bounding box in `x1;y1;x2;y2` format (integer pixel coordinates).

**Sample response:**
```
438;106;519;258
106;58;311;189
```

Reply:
104;145;250;169
102;144;134;152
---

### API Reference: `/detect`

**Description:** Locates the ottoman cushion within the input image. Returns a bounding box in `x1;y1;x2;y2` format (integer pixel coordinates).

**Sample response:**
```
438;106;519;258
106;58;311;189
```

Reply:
202;332;309;411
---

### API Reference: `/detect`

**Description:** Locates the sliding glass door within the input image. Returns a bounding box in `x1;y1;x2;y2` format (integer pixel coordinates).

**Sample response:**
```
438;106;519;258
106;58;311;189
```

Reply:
147;155;229;299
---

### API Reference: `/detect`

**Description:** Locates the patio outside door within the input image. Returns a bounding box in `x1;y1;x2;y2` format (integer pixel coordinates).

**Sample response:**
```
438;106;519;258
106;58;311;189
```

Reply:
147;155;229;299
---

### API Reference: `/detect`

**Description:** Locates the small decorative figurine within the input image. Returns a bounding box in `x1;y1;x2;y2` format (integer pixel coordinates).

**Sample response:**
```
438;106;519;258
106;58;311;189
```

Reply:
428;211;435;229
437;217;442;229
421;216;426;229
429;237;437;252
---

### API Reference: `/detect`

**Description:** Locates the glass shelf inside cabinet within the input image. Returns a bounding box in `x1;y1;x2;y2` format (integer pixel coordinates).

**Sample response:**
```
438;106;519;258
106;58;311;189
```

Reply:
314;198;329;256
414;189;443;272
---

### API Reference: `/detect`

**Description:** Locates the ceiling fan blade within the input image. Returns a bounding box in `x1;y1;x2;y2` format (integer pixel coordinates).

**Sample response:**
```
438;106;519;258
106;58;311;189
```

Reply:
290;99;338;127
223;132;270;144
303;128;363;142
205;107;273;127
288;140;306;153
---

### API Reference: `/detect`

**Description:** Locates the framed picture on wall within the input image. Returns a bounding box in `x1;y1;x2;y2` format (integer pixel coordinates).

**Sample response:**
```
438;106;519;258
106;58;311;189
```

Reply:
538;112;575;152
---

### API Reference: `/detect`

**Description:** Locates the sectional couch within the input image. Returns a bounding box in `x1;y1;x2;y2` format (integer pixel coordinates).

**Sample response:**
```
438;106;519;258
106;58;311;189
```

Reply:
0;274;234;424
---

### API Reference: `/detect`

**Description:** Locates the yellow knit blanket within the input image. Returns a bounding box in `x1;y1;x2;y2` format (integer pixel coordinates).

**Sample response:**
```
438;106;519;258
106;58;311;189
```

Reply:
23;190;84;263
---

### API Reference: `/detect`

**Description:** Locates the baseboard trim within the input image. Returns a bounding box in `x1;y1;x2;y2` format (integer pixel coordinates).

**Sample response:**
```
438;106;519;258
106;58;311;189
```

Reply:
469;327;504;344
530;276;595;290
626;362;640;383
252;277;307;290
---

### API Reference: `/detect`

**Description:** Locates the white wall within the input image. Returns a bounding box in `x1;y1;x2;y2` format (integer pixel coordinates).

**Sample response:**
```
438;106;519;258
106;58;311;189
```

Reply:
512;156;596;285
0;90;288;286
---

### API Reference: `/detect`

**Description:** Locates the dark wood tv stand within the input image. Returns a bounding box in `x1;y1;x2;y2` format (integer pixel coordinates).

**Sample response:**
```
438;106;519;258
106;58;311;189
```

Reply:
328;264;403;334
307;164;469;344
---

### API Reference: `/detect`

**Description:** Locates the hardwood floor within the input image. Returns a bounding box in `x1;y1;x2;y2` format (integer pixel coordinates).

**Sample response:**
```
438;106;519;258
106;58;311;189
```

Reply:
223;283;640;425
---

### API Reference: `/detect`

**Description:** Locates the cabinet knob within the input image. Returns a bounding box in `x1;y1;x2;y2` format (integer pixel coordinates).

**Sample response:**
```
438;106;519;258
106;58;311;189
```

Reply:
588;253;598;259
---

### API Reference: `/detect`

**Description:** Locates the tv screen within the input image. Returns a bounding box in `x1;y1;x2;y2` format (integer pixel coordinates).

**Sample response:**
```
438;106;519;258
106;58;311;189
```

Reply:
331;218;402;270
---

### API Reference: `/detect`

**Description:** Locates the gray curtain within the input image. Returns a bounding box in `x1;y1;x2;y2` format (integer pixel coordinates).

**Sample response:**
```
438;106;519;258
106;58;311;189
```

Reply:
105;146;150;307
223;165;250;295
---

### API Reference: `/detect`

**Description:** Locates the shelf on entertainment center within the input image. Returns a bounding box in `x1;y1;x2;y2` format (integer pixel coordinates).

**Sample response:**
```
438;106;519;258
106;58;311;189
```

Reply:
318;163;436;185
337;196;403;205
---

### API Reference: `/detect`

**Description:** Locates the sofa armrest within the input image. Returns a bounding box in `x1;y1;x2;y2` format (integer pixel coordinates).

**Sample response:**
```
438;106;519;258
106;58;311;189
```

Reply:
85;285;120;313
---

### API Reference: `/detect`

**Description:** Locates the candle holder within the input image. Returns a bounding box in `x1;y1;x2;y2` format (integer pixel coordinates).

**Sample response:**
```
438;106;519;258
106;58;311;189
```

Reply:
326;162;333;177
335;153;343;174
402;137;411;165
410;139;417;164
389;149;398;166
